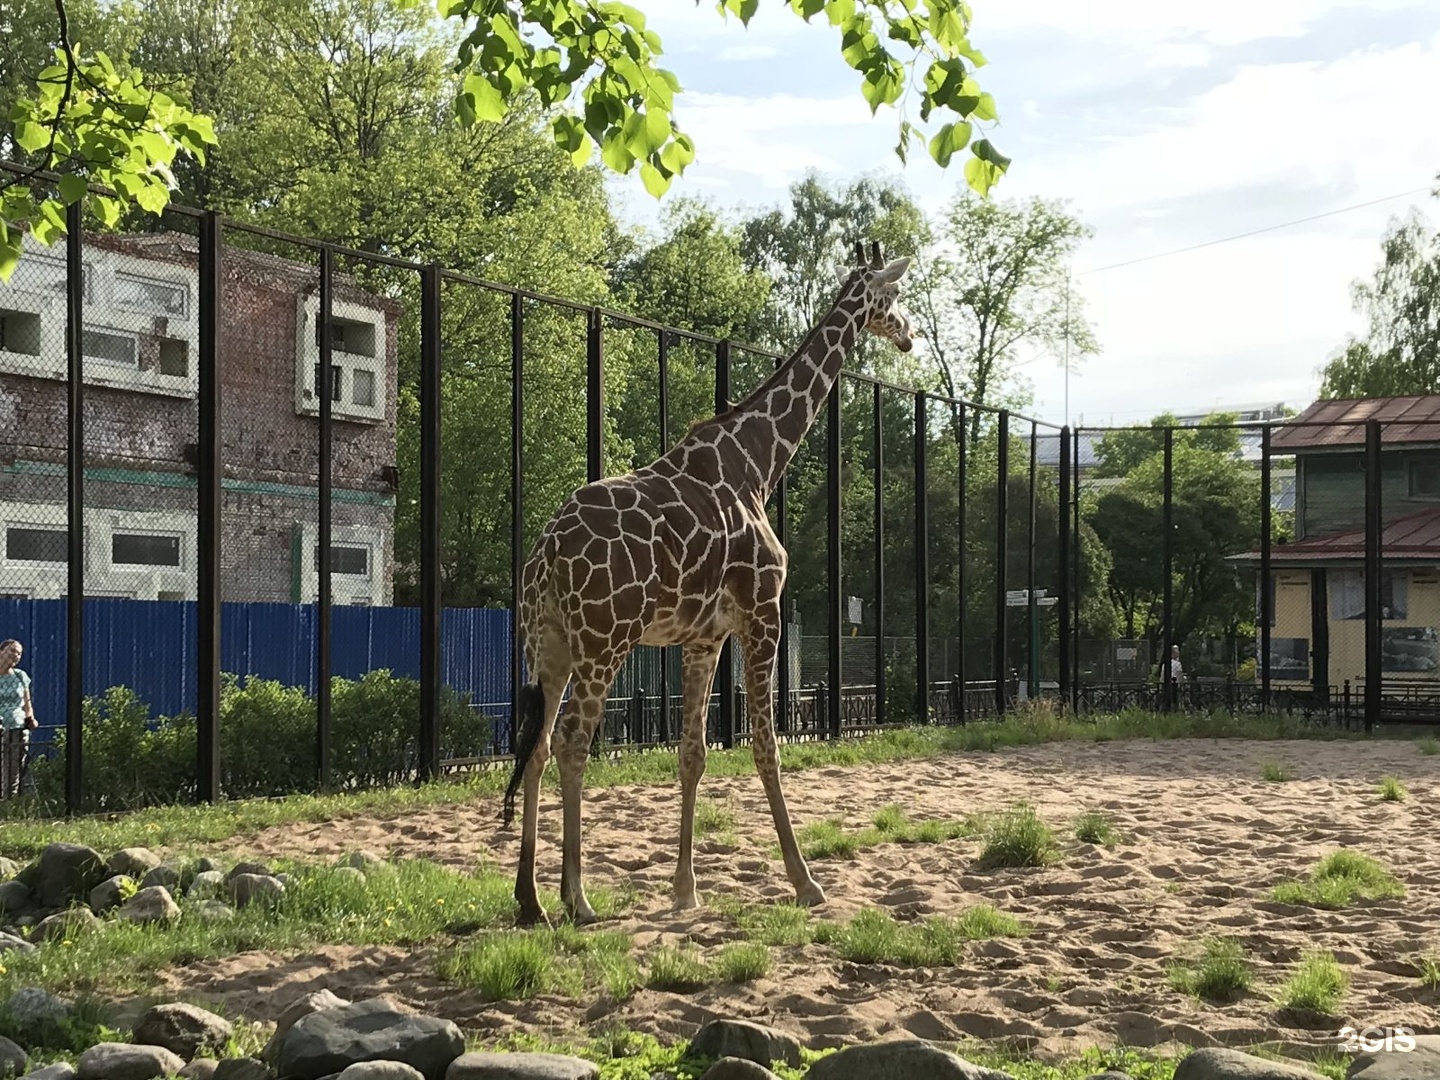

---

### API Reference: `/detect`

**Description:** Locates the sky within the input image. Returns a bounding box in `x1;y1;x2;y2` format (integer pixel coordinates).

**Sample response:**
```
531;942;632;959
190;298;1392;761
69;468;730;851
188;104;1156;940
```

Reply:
602;0;1440;428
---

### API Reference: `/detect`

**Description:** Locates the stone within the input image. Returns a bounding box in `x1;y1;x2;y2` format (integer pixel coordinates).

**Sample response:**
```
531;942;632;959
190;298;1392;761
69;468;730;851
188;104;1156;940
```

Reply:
2;988;70;1027
224;862;271;883
1085;1074;1135;1080
700;1059;782;1080
133;1002;235;1061
333;867;367;886
194;901;237;924
228;874;285;909
804;1040;1015;1080
689;1021;802;1070
214;1057;272;1080
76;1042;185;1080
0;931;36;955
106;848;162;879
32;908;100;943
0;858;20;881
114;886;181;925
277;998;464;1080
337;1063;426;1080
1347;1034;1440;1080
32;844;108;909
179;1060;220;1080
261;990;351;1065
89;875;136;914
0;1034;28;1077
445;1053;600;1080
275;873;293;889
1175;1049;1326;1080
337;852;384;871
141;865;182;891
187;871;226;900
20;1064;78;1080
0;881;32;916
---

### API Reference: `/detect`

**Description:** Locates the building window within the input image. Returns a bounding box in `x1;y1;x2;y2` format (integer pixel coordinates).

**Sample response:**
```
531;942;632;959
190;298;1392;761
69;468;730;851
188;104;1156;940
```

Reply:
316;544;369;577
6;526;67;563
1330;570;1408;621
312;362;343;402
158;339;189;377
84;327;140;368
115;272;188;317
352;369;375;407
112;533;182;568
0;310;42;356
318;318;377;358
1409;460;1440;499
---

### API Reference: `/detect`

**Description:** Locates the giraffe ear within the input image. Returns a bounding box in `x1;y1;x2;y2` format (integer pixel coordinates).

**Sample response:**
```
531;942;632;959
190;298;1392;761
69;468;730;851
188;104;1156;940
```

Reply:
874;257;911;284
833;261;851;285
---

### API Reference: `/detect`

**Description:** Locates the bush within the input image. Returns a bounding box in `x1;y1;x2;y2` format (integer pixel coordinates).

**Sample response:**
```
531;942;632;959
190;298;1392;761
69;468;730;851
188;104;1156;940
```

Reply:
28;670;491;810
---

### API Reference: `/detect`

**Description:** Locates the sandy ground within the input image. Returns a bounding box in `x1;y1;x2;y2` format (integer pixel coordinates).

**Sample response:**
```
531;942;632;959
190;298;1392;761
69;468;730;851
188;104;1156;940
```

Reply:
154;738;1440;1060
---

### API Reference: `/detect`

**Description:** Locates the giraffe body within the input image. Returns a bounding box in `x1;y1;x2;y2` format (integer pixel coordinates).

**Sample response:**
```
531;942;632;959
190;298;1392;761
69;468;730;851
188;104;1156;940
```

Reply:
503;246;915;925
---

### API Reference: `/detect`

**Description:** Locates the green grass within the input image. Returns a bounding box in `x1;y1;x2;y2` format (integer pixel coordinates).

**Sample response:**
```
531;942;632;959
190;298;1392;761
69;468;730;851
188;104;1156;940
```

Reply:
644;946;714;993
1418;737;1440;756
974;802;1059;869
1270;850;1406;909
1276;951;1348;1014
436;924;635;1001
712;941;770;983
795;804;978;861
1419;957;1440;990
1072;811;1121;847
730;902;815;947
692;798;737;844
817;905;1025;967
1166;937;1252;1001
1260;759;1292;782
0;711;1375;858
1378;776;1408;802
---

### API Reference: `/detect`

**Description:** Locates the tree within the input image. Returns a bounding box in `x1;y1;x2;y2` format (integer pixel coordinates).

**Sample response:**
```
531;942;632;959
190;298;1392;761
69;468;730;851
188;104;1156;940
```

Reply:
906;192;1098;446
1319;206;1440;398
1092;412;1246;479
2;0;1012;278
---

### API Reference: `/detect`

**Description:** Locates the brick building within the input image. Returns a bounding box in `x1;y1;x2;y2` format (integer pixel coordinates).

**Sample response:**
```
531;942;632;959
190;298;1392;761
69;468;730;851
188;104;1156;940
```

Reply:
0;231;399;605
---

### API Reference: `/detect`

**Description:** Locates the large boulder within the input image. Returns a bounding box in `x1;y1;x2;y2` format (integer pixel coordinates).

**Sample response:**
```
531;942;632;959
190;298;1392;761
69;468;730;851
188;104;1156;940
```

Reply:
32;844;108;909
2;988;70;1029
689;1020;802;1070
0;1034;28;1078
338;1064;426;1080
227;875;285;910
701;1060;782;1080
0;931;36;956
133;1002;234;1061
20;1064;78;1080
88;875;136;914
213;1058;271;1080
32;908;100;944
445;1054;600;1080
0;857;21;880
1346;1034;1440;1080
76;1043;185;1080
114;886;181;926
0;881;32;916
276;998;464;1080
804;1040;1014;1080
261;990;350;1065
1175;1049;1327;1080
105;848;162;880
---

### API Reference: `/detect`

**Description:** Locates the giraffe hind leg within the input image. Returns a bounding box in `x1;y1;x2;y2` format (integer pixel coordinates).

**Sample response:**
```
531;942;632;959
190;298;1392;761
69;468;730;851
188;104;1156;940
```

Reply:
510;666;569;926
674;640;724;910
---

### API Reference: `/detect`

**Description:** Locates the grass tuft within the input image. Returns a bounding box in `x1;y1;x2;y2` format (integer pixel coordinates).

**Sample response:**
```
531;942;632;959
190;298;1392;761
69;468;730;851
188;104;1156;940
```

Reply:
974;802;1058;869
1270;849;1405;910
824;905;1024;967
1418;737;1440;756
644;946;713;992
1419;958;1440;990
713;941;770;983
1260;759;1292;782
435;926;634;1001
796;806;975;861
1166;937;1252;1001
1377;776;1408;802
1276;950;1348;1014
1072;811;1121;847
734;903;814;947
693;799;738;843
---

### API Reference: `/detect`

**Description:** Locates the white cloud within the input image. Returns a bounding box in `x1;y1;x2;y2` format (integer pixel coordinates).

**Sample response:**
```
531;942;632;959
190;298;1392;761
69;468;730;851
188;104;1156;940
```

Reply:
716;44;780;61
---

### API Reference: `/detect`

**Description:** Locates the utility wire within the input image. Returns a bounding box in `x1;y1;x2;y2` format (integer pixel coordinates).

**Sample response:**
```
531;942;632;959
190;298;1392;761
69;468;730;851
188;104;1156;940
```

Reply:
1078;183;1437;276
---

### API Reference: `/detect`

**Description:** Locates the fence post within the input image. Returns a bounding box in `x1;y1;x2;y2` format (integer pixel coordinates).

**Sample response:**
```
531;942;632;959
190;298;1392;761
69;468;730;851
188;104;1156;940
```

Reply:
418;264;443;781
316;246;334;791
1260;424;1272;714
1058;424;1072;711
509;293;525;754
994;410;1009;715
873;383;886;724
826;376;843;738
658;331;671;744
716;339;736;748
1364;418;1382;734
196;211;223;802
956;405;967;725
914;392;930;722
65;200;85;816
1162;426;1173;713
1027;421;1038;700
586;309;603;482
1072;427;1082;700
775;352;791;735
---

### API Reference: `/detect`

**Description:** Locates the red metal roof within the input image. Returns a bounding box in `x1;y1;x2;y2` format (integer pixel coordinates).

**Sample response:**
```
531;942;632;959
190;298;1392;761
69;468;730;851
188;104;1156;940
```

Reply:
1270;395;1440;451
1232;507;1440;563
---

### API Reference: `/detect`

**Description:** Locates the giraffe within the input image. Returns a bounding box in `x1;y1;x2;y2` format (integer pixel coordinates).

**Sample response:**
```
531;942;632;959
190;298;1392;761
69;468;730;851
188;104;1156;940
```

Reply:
501;241;915;926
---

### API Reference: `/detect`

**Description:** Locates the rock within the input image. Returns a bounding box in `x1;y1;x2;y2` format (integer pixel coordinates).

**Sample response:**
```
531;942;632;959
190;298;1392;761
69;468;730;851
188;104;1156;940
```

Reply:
21;1063;78;1080
337;852;384;871
1085;1074;1135;1080
32;908;100;943
188;856;218;874
134;1002;234;1061
0;857;19;881
261;990;351;1065
187;871;226;900
228;874;285;909
701;1059;782;1080
214;1057;272;1080
0;881;31;916
179;1060;220;1080
89;875;136;914
114;886;181;925
338;1064;426;1080
224;862;271;883
33;844;108;909
141;865;182;891
106;848;162;879
275;873;293;888
1347;1034;1440;1080
76;1042;185;1080
1175;1049;1326;1080
193;901;237;924
3;988;71;1027
804;1040;1014;1080
277;998;464;1080
689;1020;802;1070
0;931;36;955
0;1034;28;1077
333;867;366;886
445;1053;600;1080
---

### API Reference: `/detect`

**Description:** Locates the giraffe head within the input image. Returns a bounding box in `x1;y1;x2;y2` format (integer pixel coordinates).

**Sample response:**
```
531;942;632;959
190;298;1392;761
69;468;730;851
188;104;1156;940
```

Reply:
834;241;915;353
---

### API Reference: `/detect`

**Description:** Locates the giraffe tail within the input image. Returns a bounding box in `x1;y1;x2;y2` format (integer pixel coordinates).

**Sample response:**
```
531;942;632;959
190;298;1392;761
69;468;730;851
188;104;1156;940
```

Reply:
501;681;546;827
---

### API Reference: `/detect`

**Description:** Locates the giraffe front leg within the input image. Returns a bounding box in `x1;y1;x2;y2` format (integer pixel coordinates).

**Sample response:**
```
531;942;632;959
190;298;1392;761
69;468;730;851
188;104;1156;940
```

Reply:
675;641;723;910
556;675;613;926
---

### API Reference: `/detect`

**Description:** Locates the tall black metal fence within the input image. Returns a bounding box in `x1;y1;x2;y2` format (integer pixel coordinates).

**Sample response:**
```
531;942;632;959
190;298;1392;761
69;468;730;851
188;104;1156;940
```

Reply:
1;177;1432;814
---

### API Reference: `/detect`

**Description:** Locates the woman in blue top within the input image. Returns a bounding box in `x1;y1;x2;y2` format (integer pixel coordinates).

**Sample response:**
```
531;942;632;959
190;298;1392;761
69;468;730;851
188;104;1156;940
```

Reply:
0;638;36;799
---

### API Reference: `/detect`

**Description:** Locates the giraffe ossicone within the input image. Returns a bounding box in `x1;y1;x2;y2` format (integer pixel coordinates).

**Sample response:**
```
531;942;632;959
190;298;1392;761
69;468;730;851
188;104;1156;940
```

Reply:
501;242;916;927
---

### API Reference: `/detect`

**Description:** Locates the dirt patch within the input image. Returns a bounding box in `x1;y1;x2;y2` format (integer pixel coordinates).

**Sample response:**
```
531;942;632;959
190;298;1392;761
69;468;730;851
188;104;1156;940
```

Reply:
159;738;1440;1057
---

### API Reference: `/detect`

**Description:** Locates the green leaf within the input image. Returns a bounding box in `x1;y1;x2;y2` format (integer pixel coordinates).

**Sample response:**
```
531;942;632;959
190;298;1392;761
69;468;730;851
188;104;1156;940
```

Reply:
964;154;1003;197
134;178;171;215
600;133;636;173
972;91;998;121
32;199;67;244
826;0;856;27
14;120;50;154
927;120;971;166
639;161;671;197
0;235;21;285
57;174;88;205
460;72;507;124
93;195;122;228
972;137;1011;170
659;132;695;173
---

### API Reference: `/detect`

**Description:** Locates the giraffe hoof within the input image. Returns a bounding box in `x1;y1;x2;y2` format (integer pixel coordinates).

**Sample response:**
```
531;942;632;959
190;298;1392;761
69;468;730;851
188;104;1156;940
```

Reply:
567;906;599;927
673;891;701;911
516;903;548;927
794;881;826;908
